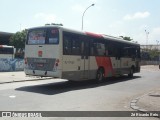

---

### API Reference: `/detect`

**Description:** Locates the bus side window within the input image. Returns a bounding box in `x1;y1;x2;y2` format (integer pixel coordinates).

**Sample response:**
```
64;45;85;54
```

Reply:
80;36;89;56
123;48;129;57
135;47;140;58
105;42;109;56
63;36;72;55
72;37;80;55
90;39;105;56
97;43;105;56
63;32;81;55
108;43;114;56
90;41;98;56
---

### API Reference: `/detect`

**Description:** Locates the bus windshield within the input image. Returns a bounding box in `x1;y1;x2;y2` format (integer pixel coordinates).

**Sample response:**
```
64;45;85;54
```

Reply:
27;28;59;45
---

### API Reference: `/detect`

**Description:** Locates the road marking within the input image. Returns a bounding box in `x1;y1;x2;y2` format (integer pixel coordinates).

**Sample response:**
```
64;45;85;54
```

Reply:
9;95;16;98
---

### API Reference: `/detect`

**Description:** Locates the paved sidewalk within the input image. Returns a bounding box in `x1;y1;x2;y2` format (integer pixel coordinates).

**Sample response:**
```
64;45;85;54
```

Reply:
137;89;160;111
141;65;160;71
131;89;160;112
0;71;52;84
131;65;160;117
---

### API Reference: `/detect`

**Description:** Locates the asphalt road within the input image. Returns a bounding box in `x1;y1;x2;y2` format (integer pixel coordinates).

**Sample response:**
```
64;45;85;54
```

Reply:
0;68;160;120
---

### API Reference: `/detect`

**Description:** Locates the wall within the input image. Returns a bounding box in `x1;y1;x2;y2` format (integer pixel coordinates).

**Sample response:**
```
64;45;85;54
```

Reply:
1;59;159;71
0;59;24;72
141;60;160;65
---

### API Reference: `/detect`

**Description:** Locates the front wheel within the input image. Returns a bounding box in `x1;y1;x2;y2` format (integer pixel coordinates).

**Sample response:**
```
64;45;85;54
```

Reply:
96;68;105;82
128;67;134;78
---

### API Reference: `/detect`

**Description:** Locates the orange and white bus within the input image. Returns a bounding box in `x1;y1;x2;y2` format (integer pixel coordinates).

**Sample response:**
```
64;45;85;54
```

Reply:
24;25;140;81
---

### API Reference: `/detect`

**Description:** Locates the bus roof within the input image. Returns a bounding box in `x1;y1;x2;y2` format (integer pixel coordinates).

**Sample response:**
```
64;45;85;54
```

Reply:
28;25;140;46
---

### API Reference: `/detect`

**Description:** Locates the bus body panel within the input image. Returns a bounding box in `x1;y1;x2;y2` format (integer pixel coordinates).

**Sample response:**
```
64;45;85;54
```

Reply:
62;55;81;80
25;45;60;58
89;56;98;79
62;55;97;81
61;55;139;81
24;27;62;78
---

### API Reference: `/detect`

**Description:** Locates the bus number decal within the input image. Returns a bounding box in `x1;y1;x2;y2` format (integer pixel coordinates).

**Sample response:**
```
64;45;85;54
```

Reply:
64;61;75;64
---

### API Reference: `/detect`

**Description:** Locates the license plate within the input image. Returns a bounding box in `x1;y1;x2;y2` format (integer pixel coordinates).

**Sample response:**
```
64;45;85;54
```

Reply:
37;63;44;67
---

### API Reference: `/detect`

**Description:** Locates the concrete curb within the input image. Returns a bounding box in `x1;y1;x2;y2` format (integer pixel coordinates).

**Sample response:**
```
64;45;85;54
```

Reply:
130;91;155;112
130;95;160;119
130;96;148;112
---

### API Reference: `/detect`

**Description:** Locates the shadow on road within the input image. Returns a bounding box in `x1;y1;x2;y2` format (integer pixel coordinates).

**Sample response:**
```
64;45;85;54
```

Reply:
16;76;141;95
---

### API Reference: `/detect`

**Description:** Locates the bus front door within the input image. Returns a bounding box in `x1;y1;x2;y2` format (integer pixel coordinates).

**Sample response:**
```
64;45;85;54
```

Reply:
80;40;89;79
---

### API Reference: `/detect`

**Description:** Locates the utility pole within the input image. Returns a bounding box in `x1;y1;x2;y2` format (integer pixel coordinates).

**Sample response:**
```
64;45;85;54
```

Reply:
145;30;149;51
81;4;95;31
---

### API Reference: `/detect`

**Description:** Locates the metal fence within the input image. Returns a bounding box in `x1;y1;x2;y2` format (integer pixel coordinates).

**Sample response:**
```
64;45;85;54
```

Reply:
141;60;160;65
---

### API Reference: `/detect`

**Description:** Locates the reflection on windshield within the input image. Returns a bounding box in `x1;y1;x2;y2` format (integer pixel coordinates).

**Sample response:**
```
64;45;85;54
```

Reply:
28;30;46;44
27;28;59;45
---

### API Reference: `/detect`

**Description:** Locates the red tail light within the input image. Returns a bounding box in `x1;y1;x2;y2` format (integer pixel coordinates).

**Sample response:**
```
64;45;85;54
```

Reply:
55;59;60;67
25;58;28;64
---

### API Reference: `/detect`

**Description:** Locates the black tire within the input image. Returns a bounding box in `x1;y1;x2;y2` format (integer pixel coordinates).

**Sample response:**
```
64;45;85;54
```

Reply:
96;68;105;82
128;67;134;78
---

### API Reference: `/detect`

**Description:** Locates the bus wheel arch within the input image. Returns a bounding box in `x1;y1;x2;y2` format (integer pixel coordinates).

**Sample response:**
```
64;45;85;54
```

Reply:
96;67;105;82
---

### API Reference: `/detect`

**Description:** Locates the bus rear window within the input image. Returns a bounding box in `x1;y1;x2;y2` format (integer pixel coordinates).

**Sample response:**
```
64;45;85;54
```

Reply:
27;28;59;45
47;29;59;44
28;29;46;45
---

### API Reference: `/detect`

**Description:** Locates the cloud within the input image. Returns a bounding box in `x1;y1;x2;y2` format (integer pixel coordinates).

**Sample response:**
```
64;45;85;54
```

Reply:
34;13;57;23
123;11;150;20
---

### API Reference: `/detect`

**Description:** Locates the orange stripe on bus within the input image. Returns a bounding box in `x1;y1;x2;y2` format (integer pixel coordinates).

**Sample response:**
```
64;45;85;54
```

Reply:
86;32;103;38
95;57;115;77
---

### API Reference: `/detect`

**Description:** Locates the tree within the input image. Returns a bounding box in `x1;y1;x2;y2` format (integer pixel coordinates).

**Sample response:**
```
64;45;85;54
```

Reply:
148;49;160;61
10;29;27;58
120;36;133;41
10;29;27;49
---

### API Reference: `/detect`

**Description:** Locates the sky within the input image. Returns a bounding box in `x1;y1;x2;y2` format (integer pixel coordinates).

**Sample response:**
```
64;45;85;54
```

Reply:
1;0;160;45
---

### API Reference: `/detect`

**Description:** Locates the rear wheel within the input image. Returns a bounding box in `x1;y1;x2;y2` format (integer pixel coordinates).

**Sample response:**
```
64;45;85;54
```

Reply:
96;68;105;82
128;67;134;78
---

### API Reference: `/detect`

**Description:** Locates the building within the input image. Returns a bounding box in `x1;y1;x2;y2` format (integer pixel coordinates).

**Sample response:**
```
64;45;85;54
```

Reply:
141;45;160;50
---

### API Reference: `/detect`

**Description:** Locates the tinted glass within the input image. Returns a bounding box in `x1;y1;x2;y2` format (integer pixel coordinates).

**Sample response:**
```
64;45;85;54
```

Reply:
0;48;14;54
27;28;59;45
28;29;46;44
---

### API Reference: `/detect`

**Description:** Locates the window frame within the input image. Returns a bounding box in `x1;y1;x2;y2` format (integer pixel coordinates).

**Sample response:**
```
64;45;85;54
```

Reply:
63;31;81;55
26;28;60;45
